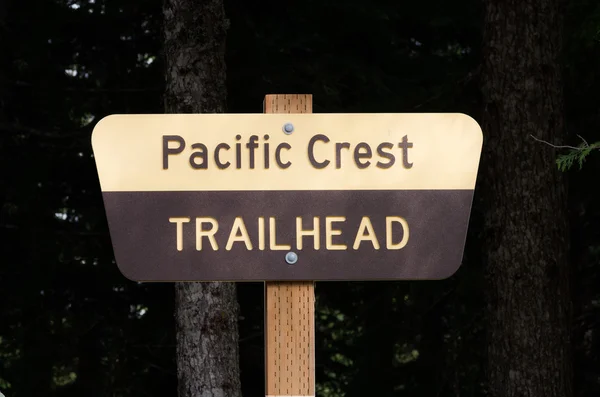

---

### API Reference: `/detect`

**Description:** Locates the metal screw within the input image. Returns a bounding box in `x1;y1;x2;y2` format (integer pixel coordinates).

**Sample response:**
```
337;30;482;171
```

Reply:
285;251;298;265
283;123;294;134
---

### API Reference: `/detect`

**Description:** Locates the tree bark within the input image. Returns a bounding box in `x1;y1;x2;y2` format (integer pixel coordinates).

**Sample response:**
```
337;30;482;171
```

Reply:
480;0;572;396
163;1;241;396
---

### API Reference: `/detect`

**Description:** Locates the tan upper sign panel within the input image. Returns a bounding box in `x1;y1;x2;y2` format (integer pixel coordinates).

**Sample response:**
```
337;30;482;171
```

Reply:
91;113;482;192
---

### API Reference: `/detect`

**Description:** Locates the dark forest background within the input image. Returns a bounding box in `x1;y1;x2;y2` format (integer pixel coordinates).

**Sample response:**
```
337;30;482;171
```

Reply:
1;0;600;396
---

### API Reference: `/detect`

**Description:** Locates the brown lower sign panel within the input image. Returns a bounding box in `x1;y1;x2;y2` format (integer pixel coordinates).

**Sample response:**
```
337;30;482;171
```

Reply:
102;189;473;281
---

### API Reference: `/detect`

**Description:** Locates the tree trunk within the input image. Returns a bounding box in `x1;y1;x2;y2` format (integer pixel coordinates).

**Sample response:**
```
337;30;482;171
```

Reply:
480;0;572;396
163;1;242;396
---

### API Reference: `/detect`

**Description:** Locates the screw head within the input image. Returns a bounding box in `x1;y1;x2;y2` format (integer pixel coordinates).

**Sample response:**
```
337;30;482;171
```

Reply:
283;123;294;134
285;251;298;264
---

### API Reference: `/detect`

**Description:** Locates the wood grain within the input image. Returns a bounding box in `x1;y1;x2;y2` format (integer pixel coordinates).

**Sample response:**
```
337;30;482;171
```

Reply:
264;94;315;397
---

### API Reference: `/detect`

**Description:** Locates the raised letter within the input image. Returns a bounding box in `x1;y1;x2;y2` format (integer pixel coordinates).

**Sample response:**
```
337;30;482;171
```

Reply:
246;135;259;169
258;217;266;250
196;217;219;251
353;142;372;169
226;217;252;250
325;216;346;250
335;142;350;169
214;143;231;169
269;217;291;250
163;135;185;169
386;216;409;249
235;135;242;169
189;143;208;169
307;134;330;169
169;217;190;251
263;135;270;169
353;216;380;249
398;135;413;169
376;142;396;169
275;143;292;169
296;217;320;250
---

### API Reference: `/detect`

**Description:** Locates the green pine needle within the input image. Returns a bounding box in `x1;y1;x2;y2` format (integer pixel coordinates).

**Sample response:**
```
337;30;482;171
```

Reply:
556;141;600;171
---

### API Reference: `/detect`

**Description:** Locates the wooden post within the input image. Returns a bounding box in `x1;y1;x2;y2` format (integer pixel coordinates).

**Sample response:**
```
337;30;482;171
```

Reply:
264;94;315;397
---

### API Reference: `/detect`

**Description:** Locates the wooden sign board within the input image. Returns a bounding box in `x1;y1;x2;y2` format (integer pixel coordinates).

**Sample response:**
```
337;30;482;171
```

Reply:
91;113;482;281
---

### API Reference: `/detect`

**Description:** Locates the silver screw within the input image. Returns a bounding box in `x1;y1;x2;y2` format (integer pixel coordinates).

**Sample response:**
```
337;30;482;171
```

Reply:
283;123;294;134
285;251;298;264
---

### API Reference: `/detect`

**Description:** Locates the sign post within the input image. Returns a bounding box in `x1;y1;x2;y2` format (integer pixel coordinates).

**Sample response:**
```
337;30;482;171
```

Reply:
264;94;315;397
91;97;483;397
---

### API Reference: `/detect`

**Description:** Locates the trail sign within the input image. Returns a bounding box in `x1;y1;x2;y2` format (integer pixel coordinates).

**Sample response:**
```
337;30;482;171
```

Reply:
91;113;482;281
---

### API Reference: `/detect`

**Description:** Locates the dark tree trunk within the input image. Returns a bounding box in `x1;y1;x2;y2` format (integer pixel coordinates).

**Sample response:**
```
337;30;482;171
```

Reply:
163;1;242;396
480;0;573;396
163;0;228;114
